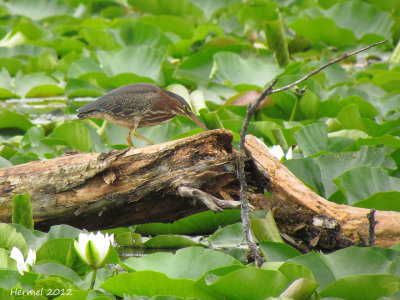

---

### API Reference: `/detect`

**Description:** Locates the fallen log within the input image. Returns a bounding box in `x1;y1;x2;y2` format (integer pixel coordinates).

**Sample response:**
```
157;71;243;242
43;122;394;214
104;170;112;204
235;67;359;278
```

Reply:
0;129;238;229
0;129;399;249
245;135;400;248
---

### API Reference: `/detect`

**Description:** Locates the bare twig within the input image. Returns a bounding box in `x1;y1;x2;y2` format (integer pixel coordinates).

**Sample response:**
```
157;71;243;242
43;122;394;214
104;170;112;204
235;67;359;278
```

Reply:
272;40;387;94
237;40;387;265
367;209;377;247
238;80;278;267
177;186;241;211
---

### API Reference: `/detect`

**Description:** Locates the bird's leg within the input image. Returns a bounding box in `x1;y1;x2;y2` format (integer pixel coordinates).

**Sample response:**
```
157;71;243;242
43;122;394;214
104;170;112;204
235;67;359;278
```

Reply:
131;129;154;145
126;130;135;148
131;120;154;145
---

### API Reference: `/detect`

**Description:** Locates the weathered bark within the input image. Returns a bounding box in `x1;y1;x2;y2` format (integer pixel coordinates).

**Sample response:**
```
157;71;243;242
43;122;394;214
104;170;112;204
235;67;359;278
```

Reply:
245;135;400;248
0;129;399;249
0;129;238;230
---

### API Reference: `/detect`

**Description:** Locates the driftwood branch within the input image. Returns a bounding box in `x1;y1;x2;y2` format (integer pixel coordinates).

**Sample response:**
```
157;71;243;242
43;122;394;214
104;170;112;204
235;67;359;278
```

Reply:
0;130;237;229
245;134;400;248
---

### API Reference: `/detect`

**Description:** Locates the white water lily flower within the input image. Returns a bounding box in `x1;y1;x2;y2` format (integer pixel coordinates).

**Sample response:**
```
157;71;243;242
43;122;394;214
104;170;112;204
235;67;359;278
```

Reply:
10;247;36;275
285;146;293;160
74;232;114;268
270;145;294;160
270;145;285;160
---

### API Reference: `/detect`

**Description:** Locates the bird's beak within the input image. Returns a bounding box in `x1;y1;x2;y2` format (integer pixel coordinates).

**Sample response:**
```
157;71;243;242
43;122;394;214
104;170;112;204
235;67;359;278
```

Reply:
186;111;207;131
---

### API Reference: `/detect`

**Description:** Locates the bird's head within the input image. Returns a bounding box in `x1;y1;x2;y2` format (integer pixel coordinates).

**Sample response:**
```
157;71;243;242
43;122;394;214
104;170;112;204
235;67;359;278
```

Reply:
164;90;207;131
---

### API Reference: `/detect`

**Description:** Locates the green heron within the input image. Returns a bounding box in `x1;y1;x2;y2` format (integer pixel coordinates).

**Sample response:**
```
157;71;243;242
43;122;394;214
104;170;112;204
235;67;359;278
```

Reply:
77;83;207;147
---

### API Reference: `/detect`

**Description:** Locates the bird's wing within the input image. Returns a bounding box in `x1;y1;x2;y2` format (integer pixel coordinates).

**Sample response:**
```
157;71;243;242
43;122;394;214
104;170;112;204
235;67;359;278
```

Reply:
78;85;159;117
96;90;160;116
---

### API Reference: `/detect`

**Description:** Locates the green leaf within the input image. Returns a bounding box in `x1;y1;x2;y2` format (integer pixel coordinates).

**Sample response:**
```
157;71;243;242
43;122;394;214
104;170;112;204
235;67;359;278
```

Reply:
319;274;400;299
284;157;325;196
299;90;319;119
174;47;234;86
36;239;74;265
119;21;172;50
209;223;246;247
325;1;393;41
390;39;400;63
141;15;194;38
337;104;367;132
289;251;335;289
25;52;58;74
135;210;241;235
25;84;65;98
53;37;86;56
53;122;92;152
238;2;279;31
122;247;241;280
101;271;196;298
0;157;12;168
115;231;143;247
371;70;400;93
0;44;52;58
46;225;81;240
339;96;378;119
15;73;64;98
0;223;28;255
280;278;319;300
279;262;315;283
211;52;282;88
0;270;39;290
294;123;328;156
321;247;392;278
0;110;33;131
144;235;205;248
0;68;18;99
33;275;77;297
337;104;399;136
290;17;356;48
321;61;349;88
4;0;71;21
12;194;34;230
334;166;400;205
260;241;301;262
316;146;395;199
9;224;46;252
251;210;283;243
97;46;166;84
238;2;289;67
188;0;237;18
33;262;82;283
0;249;11;269
353;191;400;212
79;27;121;51
67;57;105;79
204;268;288;299
21;126;45;147
0;58;23;78
65;79;104;98
376;93;400;117
127;0;205;23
